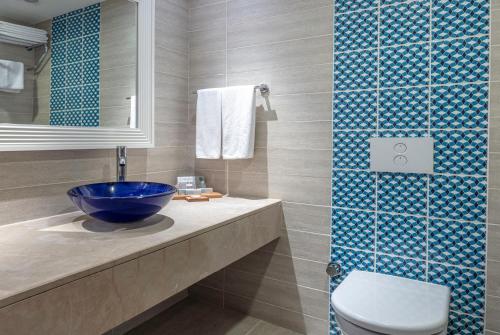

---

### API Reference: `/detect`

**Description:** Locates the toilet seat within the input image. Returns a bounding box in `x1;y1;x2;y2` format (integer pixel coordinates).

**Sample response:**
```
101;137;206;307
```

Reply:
331;271;450;335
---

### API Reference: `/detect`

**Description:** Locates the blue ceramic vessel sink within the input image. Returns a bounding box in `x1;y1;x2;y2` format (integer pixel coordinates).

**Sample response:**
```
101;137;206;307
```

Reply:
68;182;177;223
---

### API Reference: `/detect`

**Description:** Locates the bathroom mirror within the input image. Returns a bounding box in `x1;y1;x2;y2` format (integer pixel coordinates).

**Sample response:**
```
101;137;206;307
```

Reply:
0;0;154;150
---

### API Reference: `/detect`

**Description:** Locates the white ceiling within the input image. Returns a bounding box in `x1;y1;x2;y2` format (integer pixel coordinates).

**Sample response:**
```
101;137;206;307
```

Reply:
1;0;101;25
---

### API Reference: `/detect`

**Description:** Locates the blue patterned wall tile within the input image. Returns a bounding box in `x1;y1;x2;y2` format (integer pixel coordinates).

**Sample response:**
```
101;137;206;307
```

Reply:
380;0;430;47
49;111;65;126
334;49;378;91
335;10;378;52
429;175;487;222
428;263;485;315
376;254;426;281
51;43;66;66
333;90;377;130
429;220;486;269
83;9;100;35
66;38;82;63
380;44;429;88
82;60;100;84
447;311;484;335
333;131;373;170
432;130;488;176
65;110;81;126
50;66;65;89
51;20;66;44
65;86;82;109
379;130;428;138
65;63;82;87
335;0;378;14
331;247;374;289
332;208;375;251
50;89;65;111
430;84;489;129
432;0;489;40
82;84;100;109
332;170;376;210
431;36;489;85
81;109;99;127
50;4;100;127
66;14;83;39
377;213;427;259
82;34;100;60
377;173;428;216
380;0;404;5
379;87;429;129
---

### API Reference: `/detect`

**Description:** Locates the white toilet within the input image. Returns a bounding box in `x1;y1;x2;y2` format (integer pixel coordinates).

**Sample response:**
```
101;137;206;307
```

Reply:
331;270;451;335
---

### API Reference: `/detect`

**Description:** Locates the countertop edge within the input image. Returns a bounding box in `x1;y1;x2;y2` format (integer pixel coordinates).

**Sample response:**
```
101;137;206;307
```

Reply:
0;199;282;309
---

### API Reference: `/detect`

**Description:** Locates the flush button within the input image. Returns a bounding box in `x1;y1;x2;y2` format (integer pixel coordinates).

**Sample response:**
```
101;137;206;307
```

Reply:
394;155;408;166
394;143;407;153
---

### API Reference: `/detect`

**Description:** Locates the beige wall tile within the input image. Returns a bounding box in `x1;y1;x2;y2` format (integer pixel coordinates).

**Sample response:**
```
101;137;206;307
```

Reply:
224;269;329;320
189;285;224;306
156;48;189;78
195;169;227;193
282;202;331;235
227;0;332;22
189;50;227;77
487;260;500;297
228;36;332;74
255;93;332;122
228;6;332;49
229;147;331;178
493;9;500;46
488;224;500;261
229;249;329;291
188;2;226;31
491;45;500;82
225;293;329;335
486;295;500;333
156;0;189;53
189;26;226;53
254;121;332;150
262;229;330;263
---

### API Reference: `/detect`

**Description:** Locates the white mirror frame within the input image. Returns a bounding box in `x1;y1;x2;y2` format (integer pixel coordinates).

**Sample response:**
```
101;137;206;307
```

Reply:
0;0;155;151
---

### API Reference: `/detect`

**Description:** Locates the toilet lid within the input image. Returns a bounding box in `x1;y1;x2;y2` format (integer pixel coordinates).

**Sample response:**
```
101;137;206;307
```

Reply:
331;271;450;335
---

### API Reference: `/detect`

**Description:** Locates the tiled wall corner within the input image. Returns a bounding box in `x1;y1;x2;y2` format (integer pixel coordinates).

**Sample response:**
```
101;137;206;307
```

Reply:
332;0;490;334
49;4;101;127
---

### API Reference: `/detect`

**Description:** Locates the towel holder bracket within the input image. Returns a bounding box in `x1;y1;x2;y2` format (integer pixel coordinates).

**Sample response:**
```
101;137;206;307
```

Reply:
192;83;270;97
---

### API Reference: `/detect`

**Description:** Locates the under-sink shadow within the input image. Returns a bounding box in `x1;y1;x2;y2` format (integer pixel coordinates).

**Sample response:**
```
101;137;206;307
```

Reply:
76;214;174;235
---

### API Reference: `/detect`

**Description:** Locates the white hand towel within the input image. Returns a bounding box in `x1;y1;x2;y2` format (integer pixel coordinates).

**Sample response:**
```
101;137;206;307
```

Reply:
222;85;256;160
196;88;223;159
0;59;24;93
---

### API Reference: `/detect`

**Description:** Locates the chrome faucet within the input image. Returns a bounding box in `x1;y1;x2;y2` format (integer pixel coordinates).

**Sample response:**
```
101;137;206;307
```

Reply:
116;146;127;182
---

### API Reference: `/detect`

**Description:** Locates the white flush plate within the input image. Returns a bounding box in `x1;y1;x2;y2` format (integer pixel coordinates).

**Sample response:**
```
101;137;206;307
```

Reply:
369;137;434;174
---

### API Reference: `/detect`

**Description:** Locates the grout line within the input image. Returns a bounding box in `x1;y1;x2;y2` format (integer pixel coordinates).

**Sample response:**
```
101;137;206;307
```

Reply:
243;321;263;335
336;81;489;93
335;33;489;55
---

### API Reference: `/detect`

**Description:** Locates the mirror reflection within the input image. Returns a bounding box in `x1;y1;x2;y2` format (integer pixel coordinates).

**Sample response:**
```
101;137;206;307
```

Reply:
0;0;138;128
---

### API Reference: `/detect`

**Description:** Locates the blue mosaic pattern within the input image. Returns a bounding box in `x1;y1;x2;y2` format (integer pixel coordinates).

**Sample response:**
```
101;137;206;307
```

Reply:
380;43;429;88
335;10;378;52
331;0;489;333
377;213;426;259
430;84;489;129
330;247;374;289
380;1;430;47
447;312;485;335
431;36;489;85
429;175;487;222
432;130;488;176
332;208;375;251
428;263;485;315
335;0;378;14
333;90;377;130
333;131;373;170
49;4;100;127
376;254;426;281
334;49;378;91
377;173;428;216
332;170;376;210
432;0;489;40
378;87;428;130
429;220;486;269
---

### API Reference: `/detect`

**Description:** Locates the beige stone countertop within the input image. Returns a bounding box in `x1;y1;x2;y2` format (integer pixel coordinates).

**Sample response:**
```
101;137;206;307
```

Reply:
0;197;281;309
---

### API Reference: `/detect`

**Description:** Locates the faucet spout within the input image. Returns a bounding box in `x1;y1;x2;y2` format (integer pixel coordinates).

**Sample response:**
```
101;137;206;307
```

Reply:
116;146;127;182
